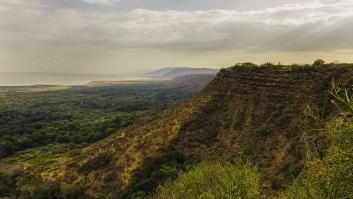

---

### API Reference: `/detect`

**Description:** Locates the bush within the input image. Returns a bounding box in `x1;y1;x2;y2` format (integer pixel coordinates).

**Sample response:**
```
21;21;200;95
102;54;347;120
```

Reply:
241;62;258;67
261;62;275;67
280;85;353;199
123;151;188;198
280;118;353;199
154;160;260;199
313;59;325;66
231;62;258;69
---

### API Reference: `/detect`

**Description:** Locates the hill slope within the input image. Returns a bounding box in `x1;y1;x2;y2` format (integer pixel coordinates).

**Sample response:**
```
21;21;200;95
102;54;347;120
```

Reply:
144;67;218;78
42;65;353;197
171;74;216;90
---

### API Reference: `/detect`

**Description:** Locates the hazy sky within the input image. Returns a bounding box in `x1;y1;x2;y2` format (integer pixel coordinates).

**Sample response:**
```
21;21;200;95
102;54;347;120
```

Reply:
1;0;353;75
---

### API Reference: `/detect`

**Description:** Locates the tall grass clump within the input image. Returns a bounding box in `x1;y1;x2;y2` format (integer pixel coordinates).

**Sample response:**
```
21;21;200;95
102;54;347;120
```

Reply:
280;84;353;199
154;159;260;199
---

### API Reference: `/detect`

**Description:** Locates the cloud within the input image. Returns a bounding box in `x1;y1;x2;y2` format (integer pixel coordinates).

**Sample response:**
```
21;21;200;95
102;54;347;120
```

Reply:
80;0;120;5
70;1;353;51
0;0;353;74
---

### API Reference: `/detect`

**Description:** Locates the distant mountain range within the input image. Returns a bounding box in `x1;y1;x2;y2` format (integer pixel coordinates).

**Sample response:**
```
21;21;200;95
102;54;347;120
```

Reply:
144;67;219;78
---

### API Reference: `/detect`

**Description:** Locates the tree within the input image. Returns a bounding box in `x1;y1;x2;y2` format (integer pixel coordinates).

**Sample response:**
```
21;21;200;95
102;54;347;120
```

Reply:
313;59;325;66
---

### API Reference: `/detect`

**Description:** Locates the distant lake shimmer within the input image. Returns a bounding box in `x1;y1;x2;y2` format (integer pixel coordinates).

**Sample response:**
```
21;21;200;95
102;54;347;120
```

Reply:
0;72;137;86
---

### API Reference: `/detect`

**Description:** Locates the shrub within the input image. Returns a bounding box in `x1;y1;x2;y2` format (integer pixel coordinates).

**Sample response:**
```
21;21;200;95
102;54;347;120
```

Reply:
261;62;275;67
231;62;258;69
280;118;353;199
313;59;325;66
122;151;188;198
154;160;260;199
280;85;353;199
241;62;258;67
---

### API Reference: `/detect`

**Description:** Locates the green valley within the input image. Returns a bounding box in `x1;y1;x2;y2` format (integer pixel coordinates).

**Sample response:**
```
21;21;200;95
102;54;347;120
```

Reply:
0;63;352;199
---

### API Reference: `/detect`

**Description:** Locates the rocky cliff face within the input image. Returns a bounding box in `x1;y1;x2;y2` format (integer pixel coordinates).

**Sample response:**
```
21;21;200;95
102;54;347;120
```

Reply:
42;65;353;197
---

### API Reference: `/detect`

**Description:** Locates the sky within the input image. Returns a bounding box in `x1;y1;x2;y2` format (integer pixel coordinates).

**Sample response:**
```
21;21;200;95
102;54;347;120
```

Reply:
1;0;353;75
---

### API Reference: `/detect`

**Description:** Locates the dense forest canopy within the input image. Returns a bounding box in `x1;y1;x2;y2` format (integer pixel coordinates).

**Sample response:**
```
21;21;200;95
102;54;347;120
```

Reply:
0;82;201;158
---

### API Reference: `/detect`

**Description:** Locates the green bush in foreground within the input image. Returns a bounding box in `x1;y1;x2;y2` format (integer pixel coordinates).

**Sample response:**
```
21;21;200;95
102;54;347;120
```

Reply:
280;85;353;199
280;117;353;199
154;160;260;199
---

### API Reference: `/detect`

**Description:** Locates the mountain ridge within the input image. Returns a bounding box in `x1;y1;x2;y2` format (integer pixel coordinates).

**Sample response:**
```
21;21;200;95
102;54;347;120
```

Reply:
41;64;353;197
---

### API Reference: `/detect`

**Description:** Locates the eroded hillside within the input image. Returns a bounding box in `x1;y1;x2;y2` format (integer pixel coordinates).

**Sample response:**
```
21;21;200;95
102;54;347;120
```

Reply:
42;65;353;197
